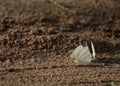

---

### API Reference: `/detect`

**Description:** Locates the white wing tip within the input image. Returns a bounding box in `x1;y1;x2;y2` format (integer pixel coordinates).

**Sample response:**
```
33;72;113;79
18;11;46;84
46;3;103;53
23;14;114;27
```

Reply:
91;41;96;58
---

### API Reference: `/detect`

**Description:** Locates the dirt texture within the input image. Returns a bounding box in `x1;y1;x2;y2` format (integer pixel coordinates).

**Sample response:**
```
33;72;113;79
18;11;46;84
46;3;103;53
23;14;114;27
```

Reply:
0;0;120;86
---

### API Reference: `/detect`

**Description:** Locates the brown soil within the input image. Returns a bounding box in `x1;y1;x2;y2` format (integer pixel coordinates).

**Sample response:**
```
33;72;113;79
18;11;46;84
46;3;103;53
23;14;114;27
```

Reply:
0;0;120;86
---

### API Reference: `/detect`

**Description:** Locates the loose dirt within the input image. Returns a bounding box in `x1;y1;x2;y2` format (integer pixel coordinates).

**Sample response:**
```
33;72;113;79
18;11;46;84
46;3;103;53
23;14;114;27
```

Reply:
0;0;120;86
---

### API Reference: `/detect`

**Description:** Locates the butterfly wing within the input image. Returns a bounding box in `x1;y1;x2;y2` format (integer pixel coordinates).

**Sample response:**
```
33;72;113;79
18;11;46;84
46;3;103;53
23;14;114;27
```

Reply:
91;42;96;58
70;45;84;59
75;46;92;63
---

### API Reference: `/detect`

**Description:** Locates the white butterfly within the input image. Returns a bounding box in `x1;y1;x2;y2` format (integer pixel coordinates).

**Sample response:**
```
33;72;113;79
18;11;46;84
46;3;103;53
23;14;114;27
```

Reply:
70;42;96;63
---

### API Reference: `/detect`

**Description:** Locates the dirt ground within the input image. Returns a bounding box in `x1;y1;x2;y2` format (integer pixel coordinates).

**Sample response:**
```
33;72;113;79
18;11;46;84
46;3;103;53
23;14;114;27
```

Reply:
0;0;120;86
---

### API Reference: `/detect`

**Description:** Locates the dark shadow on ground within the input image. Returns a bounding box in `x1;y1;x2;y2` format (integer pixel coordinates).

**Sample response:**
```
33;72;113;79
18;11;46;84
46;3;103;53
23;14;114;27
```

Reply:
93;57;120;65
89;39;117;54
